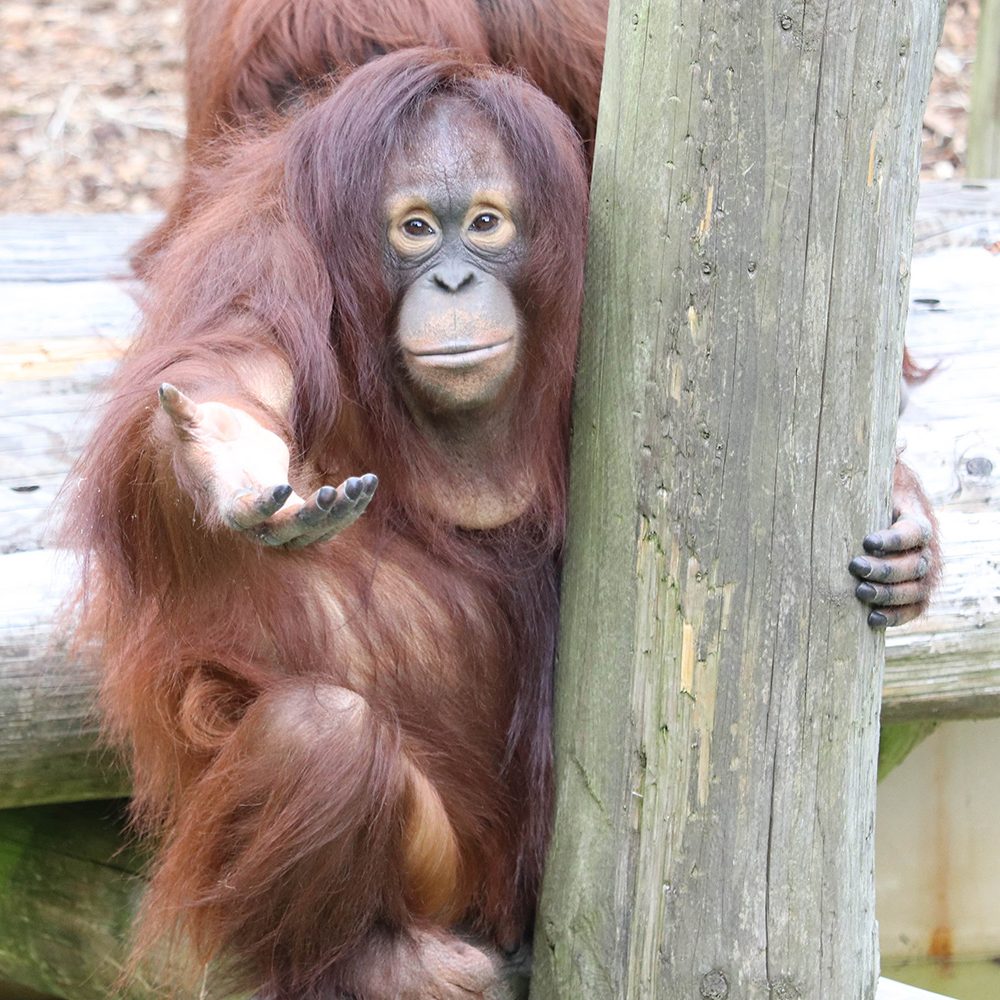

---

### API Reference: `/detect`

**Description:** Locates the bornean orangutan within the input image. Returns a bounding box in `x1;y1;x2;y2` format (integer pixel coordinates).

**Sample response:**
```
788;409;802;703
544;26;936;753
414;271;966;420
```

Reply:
135;0;940;626
71;52;587;998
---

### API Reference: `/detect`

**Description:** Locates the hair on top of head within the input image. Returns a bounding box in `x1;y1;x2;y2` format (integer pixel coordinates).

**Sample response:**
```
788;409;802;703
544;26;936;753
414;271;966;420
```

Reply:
182;0;494;144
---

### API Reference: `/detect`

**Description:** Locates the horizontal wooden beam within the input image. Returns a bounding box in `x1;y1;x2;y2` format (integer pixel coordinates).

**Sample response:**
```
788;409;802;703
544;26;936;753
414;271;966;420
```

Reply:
0;213;154;282
882;240;1000;721
883;504;1000;721
0;801;145;999
0;801;243;1000
1;199;999;808
0;805;957;1000
2;538;996;810
0;550;128;808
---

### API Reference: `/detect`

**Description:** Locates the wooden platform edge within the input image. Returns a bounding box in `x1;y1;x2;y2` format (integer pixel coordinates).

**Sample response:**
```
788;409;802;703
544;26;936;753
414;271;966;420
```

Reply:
877;978;955;1000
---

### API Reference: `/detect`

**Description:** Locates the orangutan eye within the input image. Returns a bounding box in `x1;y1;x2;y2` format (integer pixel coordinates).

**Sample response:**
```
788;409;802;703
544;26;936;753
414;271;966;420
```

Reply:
469;212;500;233
402;218;435;237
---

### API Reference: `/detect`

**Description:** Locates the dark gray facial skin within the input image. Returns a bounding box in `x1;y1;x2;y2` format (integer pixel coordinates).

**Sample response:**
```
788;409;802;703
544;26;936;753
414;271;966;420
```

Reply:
384;102;526;415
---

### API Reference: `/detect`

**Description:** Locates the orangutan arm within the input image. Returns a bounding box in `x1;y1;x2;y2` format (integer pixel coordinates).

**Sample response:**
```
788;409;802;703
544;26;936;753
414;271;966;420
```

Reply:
150;350;376;549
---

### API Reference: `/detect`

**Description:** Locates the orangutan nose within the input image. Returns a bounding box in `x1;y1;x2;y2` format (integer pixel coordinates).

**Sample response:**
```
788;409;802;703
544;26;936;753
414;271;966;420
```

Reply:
432;264;475;293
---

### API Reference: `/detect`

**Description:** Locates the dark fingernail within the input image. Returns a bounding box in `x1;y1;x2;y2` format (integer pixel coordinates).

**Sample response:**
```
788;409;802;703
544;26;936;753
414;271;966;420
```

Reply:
855;582;877;602
862;533;883;554
317;486;337;509
849;556;872;578
344;477;363;501
868;610;888;628
361;473;378;492
272;484;293;504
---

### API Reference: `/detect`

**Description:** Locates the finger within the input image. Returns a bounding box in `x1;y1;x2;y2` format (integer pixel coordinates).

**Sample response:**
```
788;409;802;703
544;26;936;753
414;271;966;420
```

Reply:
158;383;200;428
257;482;359;546
855;579;930;608
311;475;378;538
345;474;377;501
849;549;930;584
224;484;295;530
867;604;924;629
863;514;933;555
295;485;343;529
254;487;336;546
285;475;379;549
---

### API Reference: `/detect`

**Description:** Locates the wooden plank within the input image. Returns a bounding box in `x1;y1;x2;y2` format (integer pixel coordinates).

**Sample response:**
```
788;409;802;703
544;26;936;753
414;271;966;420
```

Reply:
0;214;155;282
0;279;135;553
913;180;1000;252
0;279;139;341
0;801;145;999
884;246;1000;719
0;549;128;808
0;982;61;1000
0;801;241;1000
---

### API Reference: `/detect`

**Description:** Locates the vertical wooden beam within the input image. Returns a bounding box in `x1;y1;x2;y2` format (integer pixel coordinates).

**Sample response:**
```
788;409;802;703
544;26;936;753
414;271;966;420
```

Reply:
968;0;1000;178
533;1;942;997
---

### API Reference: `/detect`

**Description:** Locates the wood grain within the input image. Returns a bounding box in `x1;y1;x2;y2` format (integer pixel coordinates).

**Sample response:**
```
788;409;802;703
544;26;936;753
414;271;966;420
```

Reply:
0;550;128;808
0;801;239;1000
532;1;942;996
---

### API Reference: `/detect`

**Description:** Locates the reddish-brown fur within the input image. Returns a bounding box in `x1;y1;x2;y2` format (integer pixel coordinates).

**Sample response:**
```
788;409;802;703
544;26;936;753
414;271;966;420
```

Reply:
178;0;608;149
902;345;938;385
132;0;610;272
893;457;943;602
68;51;588;998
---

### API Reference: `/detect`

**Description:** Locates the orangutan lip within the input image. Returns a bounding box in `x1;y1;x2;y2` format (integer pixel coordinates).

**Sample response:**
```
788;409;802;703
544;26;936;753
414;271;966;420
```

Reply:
409;339;513;367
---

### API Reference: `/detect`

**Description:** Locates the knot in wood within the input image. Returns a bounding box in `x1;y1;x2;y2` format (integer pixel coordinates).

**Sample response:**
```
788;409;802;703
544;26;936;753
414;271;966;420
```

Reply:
699;970;729;998
966;455;994;478
770;981;802;1000
779;13;793;30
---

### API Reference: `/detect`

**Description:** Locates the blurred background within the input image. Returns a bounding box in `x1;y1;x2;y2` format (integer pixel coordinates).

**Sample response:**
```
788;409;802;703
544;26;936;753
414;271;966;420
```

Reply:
0;0;983;214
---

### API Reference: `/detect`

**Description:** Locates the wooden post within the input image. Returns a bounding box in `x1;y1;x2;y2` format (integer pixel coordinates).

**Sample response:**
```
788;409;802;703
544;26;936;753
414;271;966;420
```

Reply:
968;0;1000;178
532;1;942;997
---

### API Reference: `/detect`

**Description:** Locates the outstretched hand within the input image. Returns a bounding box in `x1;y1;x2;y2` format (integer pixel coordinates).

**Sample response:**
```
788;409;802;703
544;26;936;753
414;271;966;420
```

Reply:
159;383;377;548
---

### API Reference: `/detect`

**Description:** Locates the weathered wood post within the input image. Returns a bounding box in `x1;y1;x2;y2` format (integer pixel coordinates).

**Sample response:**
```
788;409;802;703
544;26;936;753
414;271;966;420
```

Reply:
532;1;942;997
969;0;1000;177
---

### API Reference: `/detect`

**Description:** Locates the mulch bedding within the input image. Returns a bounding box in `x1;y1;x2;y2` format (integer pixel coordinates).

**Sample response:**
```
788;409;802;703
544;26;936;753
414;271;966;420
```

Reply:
0;0;981;214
